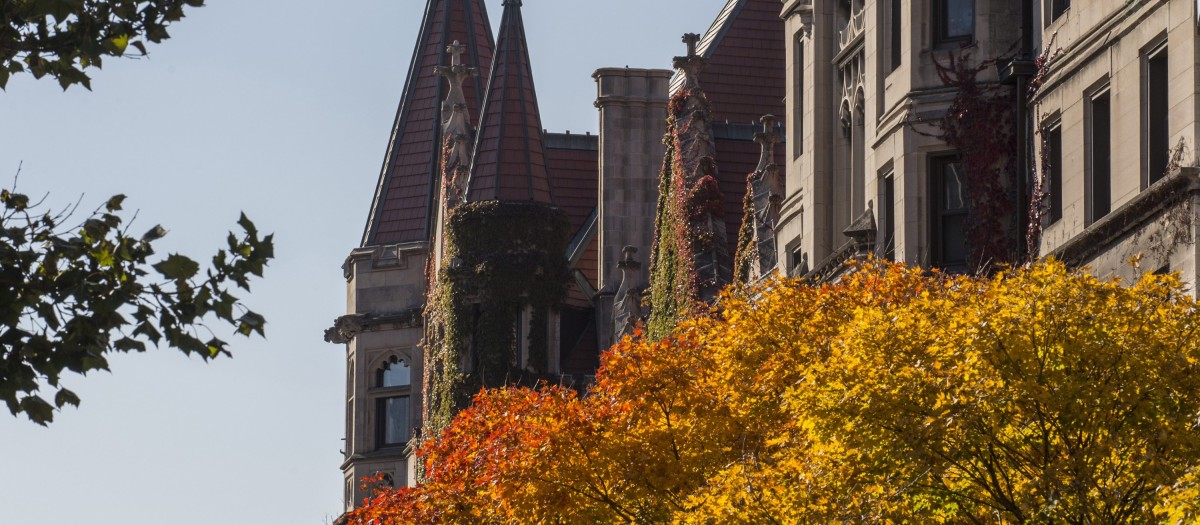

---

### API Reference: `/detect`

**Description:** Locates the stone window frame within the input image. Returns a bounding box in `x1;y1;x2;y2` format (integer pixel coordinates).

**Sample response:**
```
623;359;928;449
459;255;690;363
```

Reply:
878;163;897;261
928;152;969;273
369;353;415;450
1043;116;1064;225
932;0;974;48
1141;36;1170;190
1084;79;1112;226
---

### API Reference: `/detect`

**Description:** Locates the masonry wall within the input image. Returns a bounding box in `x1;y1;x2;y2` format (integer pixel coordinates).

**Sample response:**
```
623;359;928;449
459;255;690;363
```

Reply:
1034;0;1199;288
594;68;672;290
780;0;1026;274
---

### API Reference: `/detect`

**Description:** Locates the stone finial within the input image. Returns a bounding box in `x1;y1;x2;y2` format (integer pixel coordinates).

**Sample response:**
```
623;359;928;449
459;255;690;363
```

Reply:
683;33;700;58
446;40;467;67
673;33;708;90
754;114;780;172
613;246;645;340
435;40;479;137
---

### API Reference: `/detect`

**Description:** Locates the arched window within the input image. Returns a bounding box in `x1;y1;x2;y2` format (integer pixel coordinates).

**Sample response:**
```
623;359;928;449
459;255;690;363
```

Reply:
374;356;412;448
376;357;411;388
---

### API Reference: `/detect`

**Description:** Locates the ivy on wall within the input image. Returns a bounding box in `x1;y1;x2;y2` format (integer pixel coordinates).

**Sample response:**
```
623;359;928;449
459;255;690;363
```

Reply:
925;50;1022;271
647;86;728;339
422;200;570;439
733;180;756;285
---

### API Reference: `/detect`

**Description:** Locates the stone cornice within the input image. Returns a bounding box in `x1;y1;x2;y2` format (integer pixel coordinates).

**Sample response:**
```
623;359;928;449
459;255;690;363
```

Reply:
324;308;425;345
1049;167;1200;265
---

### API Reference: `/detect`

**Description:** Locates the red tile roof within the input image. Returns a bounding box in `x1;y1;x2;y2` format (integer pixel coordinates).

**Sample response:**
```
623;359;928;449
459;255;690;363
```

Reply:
467;0;554;204
362;0;494;246
545;134;599;307
675;0;788;256
671;0;786;125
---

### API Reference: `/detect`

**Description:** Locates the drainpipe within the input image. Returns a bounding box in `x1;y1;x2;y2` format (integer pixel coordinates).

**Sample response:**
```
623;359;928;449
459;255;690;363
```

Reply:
999;0;1037;262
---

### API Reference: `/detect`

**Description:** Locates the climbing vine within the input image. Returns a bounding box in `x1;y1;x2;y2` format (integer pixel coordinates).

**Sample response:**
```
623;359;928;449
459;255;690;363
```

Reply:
911;48;1021;271
733;178;756;285
422;200;570;438
647;86;727;338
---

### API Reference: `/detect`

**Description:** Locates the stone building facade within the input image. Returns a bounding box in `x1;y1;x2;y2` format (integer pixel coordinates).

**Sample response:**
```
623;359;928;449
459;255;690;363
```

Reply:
331;0;1200;512
329;0;784;511
1033;0;1200;289
776;0;1199;289
777;0;1030;278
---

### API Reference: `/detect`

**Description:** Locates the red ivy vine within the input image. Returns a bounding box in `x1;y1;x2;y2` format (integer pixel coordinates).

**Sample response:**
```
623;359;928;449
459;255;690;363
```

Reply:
921;48;1021;271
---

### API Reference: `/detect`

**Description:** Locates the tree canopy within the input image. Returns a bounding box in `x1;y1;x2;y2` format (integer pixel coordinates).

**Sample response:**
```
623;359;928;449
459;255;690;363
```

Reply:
0;185;272;425
345;260;1200;524
0;0;205;89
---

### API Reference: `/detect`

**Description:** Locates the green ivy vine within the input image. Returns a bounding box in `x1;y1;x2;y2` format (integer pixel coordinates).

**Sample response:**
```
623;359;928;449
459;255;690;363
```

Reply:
423;200;570;437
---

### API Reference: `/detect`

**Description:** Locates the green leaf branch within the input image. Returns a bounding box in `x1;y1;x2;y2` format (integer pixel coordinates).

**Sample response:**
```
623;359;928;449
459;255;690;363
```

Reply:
0;181;273;424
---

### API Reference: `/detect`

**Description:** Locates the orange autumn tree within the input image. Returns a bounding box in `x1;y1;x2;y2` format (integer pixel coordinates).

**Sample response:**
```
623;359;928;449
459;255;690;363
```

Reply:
345;260;1200;524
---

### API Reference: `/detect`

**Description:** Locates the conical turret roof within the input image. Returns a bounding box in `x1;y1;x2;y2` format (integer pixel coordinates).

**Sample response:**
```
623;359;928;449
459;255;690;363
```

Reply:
467;0;554;204
362;0;495;246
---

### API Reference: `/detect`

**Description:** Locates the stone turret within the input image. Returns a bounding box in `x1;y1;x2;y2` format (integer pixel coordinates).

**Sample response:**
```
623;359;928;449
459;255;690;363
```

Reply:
335;0;495;508
423;0;570;441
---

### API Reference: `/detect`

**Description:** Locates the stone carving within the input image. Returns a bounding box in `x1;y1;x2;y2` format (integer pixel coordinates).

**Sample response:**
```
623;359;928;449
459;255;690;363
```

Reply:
612;246;646;341
673;33;707;91
435;41;478;209
324;314;367;344
843;201;877;260
746;115;785;279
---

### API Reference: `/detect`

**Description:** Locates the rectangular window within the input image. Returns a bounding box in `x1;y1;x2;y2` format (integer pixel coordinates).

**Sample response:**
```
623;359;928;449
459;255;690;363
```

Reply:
931;155;968;273
1046;124;1063;224
1146;45;1169;186
934;0;974;45
1050;0;1070;21
882;173;896;260
793;33;804;159
1088;91;1111;224
890;0;902;71
376;396;410;448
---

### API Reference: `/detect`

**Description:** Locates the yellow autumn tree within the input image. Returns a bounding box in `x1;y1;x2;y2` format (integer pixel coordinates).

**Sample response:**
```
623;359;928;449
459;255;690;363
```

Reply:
345;260;1200;524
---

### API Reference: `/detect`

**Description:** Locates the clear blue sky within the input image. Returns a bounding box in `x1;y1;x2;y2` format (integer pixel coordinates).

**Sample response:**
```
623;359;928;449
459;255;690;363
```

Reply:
0;1;726;523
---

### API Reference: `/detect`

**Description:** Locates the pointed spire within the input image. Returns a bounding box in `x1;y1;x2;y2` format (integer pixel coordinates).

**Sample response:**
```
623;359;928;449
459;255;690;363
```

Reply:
467;0;554;204
362;0;495;246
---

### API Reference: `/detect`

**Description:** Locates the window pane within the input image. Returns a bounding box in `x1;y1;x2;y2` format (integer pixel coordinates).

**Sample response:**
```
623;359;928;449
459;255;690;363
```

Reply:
1048;125;1063;222
890;0;902;71
942;161;966;210
944;0;973;39
379;361;411;388
941;212;968;268
1090;93;1111;222
1148;49;1169;185
1052;0;1070;20
380;396;410;446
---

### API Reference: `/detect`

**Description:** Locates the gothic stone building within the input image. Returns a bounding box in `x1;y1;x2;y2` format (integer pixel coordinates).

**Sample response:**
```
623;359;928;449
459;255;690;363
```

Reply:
330;0;1200;511
328;0;784;510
